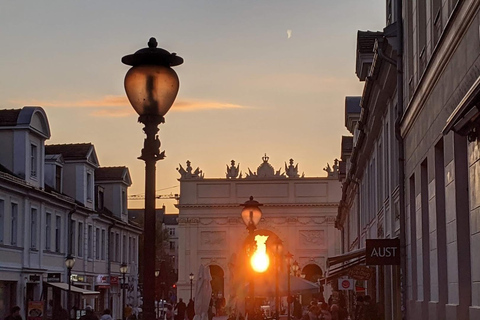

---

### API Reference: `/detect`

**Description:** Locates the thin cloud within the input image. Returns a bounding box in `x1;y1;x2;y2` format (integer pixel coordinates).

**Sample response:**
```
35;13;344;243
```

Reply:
11;96;247;117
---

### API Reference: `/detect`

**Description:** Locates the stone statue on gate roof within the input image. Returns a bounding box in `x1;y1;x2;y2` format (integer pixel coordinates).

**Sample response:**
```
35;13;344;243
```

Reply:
245;154;285;179
285;158;300;178
226;160;241;179
177;160;204;179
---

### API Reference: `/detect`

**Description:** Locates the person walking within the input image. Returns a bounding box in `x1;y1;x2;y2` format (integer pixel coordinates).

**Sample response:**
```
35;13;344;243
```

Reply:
175;298;187;320
5;306;22;320
186;299;195;320
100;309;113;320
80;306;98;320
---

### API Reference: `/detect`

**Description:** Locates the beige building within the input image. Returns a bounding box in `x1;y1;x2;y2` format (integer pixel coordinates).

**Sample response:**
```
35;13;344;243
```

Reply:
175;156;342;308
336;0;480;319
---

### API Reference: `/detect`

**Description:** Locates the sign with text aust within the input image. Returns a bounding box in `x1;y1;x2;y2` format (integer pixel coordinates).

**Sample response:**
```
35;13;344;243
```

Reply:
366;238;400;265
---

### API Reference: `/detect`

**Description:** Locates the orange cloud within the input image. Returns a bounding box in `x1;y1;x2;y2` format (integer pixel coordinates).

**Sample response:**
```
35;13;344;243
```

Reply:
11;96;247;117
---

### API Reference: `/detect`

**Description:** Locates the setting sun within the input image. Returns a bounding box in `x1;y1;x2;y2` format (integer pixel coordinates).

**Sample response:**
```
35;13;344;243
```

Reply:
250;235;270;273
251;251;270;273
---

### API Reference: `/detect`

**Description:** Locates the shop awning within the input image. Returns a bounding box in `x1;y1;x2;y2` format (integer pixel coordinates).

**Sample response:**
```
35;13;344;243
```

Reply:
46;282;100;295
326;248;365;269
322;248;366;283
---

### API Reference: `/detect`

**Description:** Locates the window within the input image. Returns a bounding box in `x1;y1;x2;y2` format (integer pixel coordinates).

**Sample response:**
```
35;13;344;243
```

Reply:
30;144;37;177
55;216;61;253
88;225;93;259
168;228;175;236
55;166;62;192
122;190;126;215
11;203;18;246
87;172;93;201
45;212;51;250
0;200;4;244
96;187;104;210
77;222;84;257
95;228;100;259
115;233;120;262
30;208;37;249
110;231;115;262
169;241;175;250
123;235;127;263
70;219;76;255
101;229;106;260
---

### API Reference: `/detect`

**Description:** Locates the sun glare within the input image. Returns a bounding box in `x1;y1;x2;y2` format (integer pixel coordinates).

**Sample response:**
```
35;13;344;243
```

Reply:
250;235;270;273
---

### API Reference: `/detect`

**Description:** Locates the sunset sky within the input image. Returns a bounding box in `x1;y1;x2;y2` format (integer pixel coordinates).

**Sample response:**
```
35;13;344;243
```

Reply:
0;1;385;213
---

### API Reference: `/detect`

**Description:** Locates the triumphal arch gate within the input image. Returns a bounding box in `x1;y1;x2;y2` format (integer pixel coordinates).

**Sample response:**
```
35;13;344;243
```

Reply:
176;156;342;308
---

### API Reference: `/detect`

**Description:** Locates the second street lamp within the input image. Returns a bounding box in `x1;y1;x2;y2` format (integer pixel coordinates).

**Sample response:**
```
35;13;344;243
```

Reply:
189;273;194;300
120;263;129;320
122;37;183;320
240;196;263;319
65;254;75;320
273;238;283;320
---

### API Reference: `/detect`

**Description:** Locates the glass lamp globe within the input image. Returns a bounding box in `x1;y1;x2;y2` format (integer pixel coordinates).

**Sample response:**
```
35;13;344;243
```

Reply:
65;254;76;269
124;65;179;117
120;263;129;274
241;196;263;229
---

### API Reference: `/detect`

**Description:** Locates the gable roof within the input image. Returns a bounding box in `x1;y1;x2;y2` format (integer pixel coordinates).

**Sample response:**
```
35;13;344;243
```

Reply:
95;166;132;186
45;143;99;167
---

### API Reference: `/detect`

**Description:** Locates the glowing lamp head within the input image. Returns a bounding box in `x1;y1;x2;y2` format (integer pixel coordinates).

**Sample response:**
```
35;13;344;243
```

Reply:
241;196;263;230
65;254;75;269
122;37;183;117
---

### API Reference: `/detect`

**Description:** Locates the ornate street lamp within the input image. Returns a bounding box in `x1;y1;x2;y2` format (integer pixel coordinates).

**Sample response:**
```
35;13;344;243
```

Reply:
122;37;183;320
65;254;75;320
273;238;283;320
120;263;129;320
189;273;194;300
240;196;263;318
292;260;299;277
285;252;293;320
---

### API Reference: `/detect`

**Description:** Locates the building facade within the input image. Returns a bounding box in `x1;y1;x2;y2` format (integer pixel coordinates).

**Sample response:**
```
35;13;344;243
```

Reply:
0;107;140;319
335;1;480;319
175;156;342;309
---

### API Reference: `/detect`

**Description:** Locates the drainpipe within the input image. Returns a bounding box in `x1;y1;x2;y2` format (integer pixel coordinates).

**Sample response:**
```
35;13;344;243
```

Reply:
393;1;407;319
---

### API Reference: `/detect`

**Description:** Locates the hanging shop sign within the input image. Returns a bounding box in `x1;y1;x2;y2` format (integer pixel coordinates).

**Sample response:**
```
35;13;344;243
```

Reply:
27;301;44;320
29;275;41;283
110;276;119;285
338;278;354;291
348;265;373;280
366;238;401;265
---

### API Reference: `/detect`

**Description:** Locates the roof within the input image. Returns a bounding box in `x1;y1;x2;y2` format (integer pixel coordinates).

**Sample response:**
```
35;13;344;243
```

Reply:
45;143;93;161
357;31;383;54
0;109;21;126
95;167;128;181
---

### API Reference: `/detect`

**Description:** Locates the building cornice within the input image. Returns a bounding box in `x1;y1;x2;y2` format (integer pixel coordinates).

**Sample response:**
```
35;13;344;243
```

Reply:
176;202;339;209
401;0;480;136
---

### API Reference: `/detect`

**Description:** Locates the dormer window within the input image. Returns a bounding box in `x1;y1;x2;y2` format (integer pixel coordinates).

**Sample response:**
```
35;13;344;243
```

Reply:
87;172;93;202
96;186;105;210
55;165;62;192
30;144;37;177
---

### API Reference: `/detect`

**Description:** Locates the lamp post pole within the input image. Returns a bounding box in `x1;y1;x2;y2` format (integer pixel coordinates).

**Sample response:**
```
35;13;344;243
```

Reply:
189;273;194;300
65;254;75;320
285;252;293;320
273;238;283;320
155;270;160;319
240;196;263;319
120;263;129;320
122;38;183;320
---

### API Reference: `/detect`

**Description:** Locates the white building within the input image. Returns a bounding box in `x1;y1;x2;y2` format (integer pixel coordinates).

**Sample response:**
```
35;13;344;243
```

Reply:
175;156;342;309
0;106;140;319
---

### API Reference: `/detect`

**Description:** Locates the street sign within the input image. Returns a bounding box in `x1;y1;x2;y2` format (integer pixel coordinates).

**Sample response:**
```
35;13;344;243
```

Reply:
366;238;401;265
338;278;354;291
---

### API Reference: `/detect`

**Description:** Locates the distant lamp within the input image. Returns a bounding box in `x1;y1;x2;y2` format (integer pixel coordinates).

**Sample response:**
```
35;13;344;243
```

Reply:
189;273;194;300
292;260;299;276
